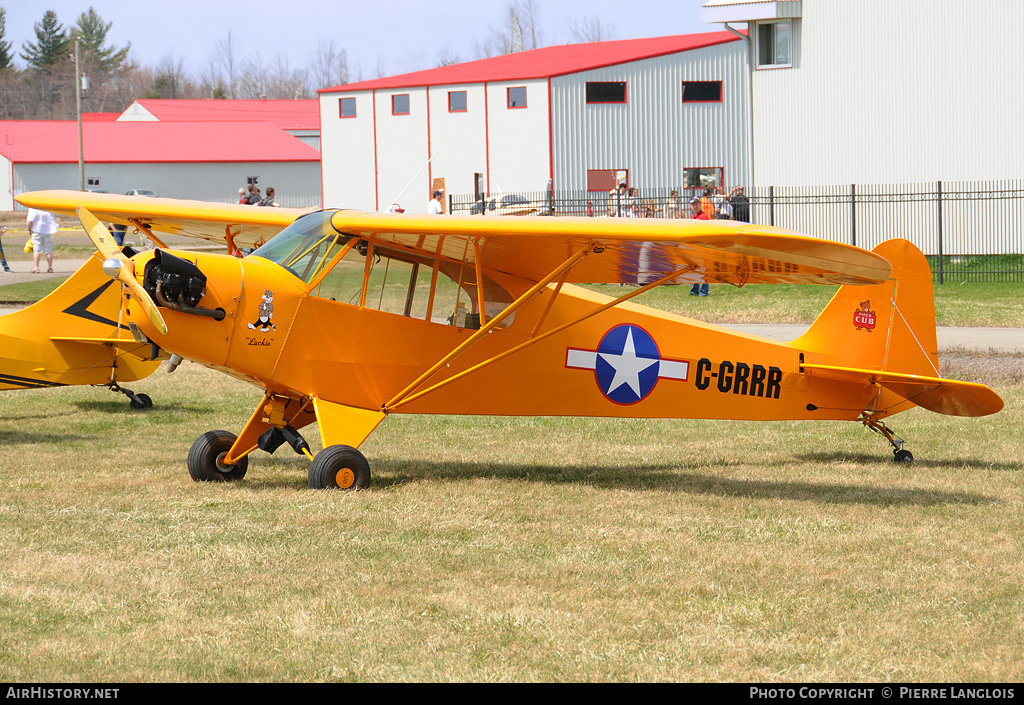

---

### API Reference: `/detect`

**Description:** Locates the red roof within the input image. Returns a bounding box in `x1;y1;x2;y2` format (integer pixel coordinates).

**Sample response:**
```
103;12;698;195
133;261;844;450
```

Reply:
123;99;319;130
0;121;321;164
322;31;742;93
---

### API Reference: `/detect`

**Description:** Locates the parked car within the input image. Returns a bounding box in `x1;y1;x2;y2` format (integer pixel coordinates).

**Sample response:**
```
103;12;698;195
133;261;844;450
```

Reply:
125;189;157;197
469;193;537;216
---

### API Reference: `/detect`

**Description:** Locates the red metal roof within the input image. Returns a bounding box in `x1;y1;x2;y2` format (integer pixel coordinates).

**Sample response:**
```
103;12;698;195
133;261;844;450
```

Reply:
123;99;319;130
321;31;742;93
0;120;321;164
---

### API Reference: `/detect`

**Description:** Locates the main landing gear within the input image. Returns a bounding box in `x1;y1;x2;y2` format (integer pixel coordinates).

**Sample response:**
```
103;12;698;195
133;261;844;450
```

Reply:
186;426;372;490
861;414;914;464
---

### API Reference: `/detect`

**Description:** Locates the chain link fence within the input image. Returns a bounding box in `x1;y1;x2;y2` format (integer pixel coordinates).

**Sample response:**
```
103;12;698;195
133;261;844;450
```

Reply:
450;181;1024;283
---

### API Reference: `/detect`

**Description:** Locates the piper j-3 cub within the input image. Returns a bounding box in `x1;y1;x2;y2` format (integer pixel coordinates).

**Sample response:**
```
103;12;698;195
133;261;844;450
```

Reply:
16;190;1004;490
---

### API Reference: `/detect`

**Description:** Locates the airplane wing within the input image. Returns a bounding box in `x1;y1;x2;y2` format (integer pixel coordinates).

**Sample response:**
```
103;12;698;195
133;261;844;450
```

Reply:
15;190;891;286
15;190;306;250
331;211;893;286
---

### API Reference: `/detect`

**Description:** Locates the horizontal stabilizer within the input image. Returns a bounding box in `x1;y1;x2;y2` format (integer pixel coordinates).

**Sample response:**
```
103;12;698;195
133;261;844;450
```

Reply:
49;336;156;361
803;363;1004;417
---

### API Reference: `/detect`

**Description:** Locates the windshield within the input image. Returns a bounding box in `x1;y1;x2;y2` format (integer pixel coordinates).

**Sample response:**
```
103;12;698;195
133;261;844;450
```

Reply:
251;210;353;284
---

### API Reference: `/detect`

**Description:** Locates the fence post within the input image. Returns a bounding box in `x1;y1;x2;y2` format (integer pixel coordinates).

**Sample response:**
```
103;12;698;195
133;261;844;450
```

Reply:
850;184;856;247
768;185;775;226
936;181;944;285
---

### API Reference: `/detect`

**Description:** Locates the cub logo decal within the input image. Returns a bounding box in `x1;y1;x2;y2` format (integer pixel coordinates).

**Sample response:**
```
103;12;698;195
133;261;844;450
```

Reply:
854;300;876;331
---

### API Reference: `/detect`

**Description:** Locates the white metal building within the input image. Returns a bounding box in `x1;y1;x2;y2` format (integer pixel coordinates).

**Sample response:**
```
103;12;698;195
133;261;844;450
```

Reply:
0;120;322;210
703;0;1024;187
319;31;750;213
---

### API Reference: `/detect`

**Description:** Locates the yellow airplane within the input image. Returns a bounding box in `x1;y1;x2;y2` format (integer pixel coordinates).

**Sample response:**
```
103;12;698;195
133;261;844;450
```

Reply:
16;190;1004;490
0;199;304;408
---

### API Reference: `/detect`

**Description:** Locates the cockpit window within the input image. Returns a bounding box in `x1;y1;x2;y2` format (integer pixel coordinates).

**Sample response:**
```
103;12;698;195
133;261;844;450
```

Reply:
251;210;352;284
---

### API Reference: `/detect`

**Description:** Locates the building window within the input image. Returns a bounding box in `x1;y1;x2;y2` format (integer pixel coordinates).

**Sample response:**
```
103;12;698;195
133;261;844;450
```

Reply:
448;90;467;112
586;169;627;192
684;167;723;191
339;97;356;118
585;81;627;104
757;21;792;68
507;86;527;108
87;177;102;188
392;94;410;115
682;81;722;103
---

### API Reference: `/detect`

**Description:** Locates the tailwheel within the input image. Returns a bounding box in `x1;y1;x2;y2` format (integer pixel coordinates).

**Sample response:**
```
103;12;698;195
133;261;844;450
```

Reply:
129;393;153;410
108;382;153;410
188;430;249;482
309;445;370;491
860;414;913;464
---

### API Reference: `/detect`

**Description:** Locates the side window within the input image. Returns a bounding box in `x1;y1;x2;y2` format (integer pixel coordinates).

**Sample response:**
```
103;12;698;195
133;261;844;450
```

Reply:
392;94;410;115
312;242;515;329
757;21;793;68
507;86;527;108
339;97;356;118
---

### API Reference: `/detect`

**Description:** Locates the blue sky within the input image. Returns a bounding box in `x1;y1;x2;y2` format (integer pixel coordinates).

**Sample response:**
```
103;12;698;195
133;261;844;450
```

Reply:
5;1;715;81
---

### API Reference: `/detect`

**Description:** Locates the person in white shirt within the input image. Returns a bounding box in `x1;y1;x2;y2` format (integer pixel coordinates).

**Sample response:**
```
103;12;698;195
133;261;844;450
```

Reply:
428;190;444;215
26;207;58;273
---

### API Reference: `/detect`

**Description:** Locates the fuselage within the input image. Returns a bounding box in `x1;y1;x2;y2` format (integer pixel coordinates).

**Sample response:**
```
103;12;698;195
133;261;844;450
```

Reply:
125;246;880;424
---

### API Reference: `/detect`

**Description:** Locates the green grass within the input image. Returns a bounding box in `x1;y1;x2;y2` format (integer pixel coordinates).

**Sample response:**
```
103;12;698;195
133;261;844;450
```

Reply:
585;281;1024;328
0;363;1022;681
4;276;1023;327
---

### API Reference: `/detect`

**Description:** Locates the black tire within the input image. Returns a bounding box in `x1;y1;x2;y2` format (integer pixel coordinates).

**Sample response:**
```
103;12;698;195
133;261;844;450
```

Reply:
893;449;914;464
188;430;248;482
129;393;153;410
309;445;370;491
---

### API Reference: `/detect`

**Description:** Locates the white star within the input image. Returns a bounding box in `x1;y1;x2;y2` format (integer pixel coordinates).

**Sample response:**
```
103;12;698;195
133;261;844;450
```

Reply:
599;328;659;398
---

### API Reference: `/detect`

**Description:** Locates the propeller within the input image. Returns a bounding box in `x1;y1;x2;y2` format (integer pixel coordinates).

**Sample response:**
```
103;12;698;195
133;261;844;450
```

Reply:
76;206;168;336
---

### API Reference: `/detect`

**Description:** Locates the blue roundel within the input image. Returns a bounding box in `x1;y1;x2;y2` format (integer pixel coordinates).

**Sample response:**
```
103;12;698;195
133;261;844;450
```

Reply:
594;325;661;404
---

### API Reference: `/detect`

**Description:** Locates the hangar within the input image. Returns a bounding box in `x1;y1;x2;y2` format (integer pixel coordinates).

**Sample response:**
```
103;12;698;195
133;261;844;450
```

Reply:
319;30;750;213
117;99;321;151
0;119;322;211
703;0;1024;186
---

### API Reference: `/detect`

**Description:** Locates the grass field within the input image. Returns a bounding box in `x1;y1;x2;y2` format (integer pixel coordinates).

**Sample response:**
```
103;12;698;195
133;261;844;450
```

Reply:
0;365;1021;682
0;232;1021;682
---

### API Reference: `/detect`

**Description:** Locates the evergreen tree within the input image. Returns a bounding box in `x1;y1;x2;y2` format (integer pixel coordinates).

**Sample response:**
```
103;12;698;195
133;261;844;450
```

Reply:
73;7;130;73
0;9;13;70
21;10;70;71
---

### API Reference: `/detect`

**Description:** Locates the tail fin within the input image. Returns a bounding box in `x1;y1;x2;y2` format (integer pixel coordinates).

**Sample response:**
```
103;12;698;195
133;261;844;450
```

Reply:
0;255;160;390
796;239;1002;417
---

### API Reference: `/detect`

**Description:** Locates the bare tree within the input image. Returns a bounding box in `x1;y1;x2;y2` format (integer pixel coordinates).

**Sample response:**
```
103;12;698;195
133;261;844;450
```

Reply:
567;17;616;44
488;0;543;55
310;39;348;91
210;30;240;99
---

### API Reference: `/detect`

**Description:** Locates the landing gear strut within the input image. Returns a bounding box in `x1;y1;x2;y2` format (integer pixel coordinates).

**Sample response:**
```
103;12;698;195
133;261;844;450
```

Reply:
861;414;914;463
107;381;152;410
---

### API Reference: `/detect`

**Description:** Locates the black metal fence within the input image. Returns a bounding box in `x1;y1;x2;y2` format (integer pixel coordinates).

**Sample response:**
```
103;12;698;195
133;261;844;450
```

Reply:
450;181;1024;284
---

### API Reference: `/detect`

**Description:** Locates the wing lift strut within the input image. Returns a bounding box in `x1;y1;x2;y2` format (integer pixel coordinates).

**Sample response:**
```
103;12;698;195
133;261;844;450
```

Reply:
383;243;695;414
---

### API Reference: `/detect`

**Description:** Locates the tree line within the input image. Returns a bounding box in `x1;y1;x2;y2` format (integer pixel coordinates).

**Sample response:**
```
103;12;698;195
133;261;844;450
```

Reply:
0;3;614;122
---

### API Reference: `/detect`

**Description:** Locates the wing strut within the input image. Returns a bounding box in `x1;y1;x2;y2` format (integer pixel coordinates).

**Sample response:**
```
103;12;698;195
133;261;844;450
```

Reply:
384;244;595;411
384;263;694;413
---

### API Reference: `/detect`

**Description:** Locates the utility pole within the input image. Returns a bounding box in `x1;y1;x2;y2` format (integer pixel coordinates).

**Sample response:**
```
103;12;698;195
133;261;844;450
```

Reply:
75;38;86;191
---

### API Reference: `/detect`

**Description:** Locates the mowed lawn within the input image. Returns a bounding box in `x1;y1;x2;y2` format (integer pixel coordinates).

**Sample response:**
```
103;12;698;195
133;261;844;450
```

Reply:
0;275;1021;681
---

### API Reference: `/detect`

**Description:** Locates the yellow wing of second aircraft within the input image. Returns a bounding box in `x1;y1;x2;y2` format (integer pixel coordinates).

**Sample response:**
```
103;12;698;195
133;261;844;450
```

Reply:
332;211;892;287
16;190;307;250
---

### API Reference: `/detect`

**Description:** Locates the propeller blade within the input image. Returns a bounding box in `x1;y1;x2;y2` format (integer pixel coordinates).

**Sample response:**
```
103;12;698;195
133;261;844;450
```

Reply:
76;206;168;336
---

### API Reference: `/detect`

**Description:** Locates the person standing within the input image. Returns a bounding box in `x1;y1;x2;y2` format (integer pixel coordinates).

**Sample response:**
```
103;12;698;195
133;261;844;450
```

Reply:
238;187;248;204
729;185;750;222
428;190;444;214
689;197;709;296
27;207;58;274
259;187;280;207
0;226;11;272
